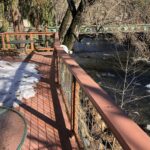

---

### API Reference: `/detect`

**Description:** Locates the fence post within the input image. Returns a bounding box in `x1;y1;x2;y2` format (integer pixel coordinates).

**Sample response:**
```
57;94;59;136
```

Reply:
45;26;48;47
71;80;84;149
71;78;80;132
57;56;61;85
30;33;34;50
1;34;6;50
6;33;10;49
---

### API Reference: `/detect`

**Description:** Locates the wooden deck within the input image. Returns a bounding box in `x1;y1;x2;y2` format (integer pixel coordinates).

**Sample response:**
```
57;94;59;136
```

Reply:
12;52;78;150
1;31;150;150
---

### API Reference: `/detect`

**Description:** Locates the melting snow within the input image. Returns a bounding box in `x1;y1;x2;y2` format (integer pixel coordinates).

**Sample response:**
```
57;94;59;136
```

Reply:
0;60;40;107
145;84;150;93
145;84;150;88
101;72;115;77
147;125;150;131
133;82;141;86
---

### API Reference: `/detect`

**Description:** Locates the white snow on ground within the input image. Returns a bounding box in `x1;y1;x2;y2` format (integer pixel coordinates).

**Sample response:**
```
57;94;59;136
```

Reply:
145;84;150;93
101;72;115;77
133;82;141;86
0;60;40;107
147;125;150;131
96;72;101;78
145;84;150;88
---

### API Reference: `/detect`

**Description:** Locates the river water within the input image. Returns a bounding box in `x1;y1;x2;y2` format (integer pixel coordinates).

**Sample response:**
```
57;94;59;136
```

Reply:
73;36;150;135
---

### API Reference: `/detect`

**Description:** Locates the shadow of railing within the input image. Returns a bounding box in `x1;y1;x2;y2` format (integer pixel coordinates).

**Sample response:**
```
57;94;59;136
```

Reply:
9;51;74;149
48;51;73;150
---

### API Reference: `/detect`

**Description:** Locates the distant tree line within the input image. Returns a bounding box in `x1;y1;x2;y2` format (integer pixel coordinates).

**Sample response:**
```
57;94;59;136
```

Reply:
0;0;61;32
0;0;150;50
60;0;150;50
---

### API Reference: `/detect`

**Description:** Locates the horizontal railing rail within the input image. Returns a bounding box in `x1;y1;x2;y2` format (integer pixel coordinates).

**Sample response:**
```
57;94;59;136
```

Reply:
0;32;54;35
54;32;150;150
0;32;55;51
80;24;150;33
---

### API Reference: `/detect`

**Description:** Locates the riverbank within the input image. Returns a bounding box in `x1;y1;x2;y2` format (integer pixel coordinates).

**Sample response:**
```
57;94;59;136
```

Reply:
72;36;150;136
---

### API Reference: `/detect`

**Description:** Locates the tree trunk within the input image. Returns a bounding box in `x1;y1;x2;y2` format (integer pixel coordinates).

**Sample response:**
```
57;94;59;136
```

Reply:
59;0;80;42
12;4;24;32
12;7;25;48
59;8;72;42
63;1;84;50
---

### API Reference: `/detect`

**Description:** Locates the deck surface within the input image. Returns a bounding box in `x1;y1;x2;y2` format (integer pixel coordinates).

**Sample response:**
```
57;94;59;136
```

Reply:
3;52;78;150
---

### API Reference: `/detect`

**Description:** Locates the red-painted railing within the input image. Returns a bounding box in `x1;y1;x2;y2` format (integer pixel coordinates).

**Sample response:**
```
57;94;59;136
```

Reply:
0;31;150;149
54;32;150;150
0;32;55;51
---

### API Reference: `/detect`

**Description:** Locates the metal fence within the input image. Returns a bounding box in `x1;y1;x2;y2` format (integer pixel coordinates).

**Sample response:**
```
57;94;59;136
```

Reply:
59;59;73;118
77;89;122;150
54;32;150;150
58;58;122;149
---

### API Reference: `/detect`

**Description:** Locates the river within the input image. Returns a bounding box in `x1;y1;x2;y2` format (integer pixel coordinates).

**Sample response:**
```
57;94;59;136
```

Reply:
73;35;150;135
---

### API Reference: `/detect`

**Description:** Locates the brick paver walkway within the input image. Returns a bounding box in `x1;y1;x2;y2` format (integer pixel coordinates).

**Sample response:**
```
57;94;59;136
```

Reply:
14;52;78;150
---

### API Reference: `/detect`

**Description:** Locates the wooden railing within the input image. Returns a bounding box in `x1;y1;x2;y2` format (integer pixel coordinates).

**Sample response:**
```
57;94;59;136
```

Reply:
54;32;150;150
1;31;149;149
0;32;55;51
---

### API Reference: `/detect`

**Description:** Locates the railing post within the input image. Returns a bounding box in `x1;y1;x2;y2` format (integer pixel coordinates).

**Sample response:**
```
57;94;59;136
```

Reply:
6;33;10;49
71;78;80;132
45;26;48;47
1;34;6;50
71;79;84;149
54;32;61;48
57;56;61;85
30;33;34;50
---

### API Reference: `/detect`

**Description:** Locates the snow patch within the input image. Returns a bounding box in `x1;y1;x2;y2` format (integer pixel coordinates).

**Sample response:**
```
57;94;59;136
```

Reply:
96;72;101;78
146;125;150;131
103;53;111;56
60;45;73;54
133;82;141;86
145;84;150;88
101;72;115;77
0;60;40;107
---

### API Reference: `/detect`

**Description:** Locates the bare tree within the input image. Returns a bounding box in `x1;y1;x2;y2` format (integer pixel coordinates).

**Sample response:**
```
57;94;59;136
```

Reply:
59;0;80;42
62;0;98;50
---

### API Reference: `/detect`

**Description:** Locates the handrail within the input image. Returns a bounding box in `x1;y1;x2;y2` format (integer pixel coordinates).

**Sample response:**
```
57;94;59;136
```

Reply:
0;32;55;51
54;32;150;150
0;32;54;35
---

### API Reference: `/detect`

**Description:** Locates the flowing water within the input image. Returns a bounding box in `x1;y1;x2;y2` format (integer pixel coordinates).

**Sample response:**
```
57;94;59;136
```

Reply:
73;36;150;135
